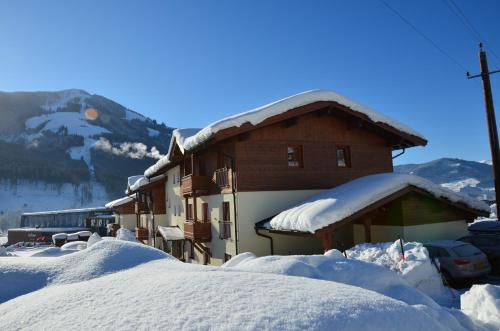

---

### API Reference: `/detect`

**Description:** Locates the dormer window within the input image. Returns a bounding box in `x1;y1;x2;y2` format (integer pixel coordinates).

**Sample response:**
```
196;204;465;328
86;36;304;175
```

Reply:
287;145;303;168
336;146;351;168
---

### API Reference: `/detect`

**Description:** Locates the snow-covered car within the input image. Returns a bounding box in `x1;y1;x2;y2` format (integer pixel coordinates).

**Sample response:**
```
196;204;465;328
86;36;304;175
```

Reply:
424;240;491;286
459;234;500;275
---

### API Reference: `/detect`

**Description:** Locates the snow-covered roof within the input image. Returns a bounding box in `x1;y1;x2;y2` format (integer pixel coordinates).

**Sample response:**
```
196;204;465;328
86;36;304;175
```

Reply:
182;90;425;152
157;226;184;241
269;173;490;233
128;174;166;193
105;196;134;209
9;227;89;233
144;128;201;177
145;90;425;177
127;175;144;188
22;207;108;216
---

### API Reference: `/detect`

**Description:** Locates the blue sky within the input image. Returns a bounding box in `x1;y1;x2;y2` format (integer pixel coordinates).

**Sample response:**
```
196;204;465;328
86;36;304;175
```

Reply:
0;0;499;165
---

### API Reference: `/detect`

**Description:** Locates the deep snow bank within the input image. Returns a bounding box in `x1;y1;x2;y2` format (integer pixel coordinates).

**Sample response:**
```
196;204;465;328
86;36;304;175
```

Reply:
0;257;471;331
461;284;500;329
346;240;453;305
0;240;170;303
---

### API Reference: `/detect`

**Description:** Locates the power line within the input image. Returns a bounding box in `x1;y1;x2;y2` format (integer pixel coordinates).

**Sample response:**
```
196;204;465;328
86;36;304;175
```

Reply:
442;0;500;67
378;0;470;73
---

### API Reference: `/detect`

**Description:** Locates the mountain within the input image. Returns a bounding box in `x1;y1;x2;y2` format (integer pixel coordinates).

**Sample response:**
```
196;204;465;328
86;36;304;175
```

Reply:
395;158;494;202
0;89;172;228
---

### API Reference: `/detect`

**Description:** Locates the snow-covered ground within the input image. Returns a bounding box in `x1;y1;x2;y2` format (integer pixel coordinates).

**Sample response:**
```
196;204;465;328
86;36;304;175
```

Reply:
0;237;498;330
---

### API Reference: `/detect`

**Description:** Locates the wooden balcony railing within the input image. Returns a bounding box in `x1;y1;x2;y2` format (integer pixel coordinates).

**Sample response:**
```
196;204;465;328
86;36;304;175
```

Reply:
135;227;149;242
215;168;230;188
184;221;211;242
135;200;149;214
181;174;211;196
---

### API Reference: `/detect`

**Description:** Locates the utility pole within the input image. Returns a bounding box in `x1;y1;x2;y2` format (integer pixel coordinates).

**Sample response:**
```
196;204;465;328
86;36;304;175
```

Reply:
468;43;500;215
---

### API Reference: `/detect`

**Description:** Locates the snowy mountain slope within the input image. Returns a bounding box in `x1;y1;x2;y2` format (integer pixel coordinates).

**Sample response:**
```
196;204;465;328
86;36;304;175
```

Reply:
0;89;172;227
395;158;494;201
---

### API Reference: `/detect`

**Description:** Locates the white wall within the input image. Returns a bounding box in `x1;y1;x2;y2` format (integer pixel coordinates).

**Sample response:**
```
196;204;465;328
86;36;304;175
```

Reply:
118;214;136;230
236;190;324;256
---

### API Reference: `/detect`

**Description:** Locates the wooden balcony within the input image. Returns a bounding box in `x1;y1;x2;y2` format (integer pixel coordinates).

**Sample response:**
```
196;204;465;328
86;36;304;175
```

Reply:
135;227;149;242
135;200;149;214
181;174;211;196
183;221;211;242
215;168;230;188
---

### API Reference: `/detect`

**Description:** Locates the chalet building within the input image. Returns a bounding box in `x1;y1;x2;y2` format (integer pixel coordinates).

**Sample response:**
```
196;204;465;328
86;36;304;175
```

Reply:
109;90;489;265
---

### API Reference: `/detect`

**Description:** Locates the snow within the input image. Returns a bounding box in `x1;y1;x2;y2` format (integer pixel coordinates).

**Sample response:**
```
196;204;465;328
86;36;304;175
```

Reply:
269;173;489;233
60;241;87;251
40;89;90;113
157;226;184;241
182;90;425;152
124;109;147;122
441;178;480;192
0;179;109;214
115;228;137;242
127;175;143;188
67;233;79;241
461;284;500;329
128;173;165;192
145;90;426;177
144;128;201;177
0;242;478;330
26;112;110;138
105;196;134;209
0;240;170;304
147;127;160;137
52;233;67;241
346;241;455;306
86;232;102;248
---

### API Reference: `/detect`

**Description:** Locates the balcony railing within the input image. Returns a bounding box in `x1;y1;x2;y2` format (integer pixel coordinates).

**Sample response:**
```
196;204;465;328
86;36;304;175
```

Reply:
215;168;230;188
181;174;211;196
183;221;211;242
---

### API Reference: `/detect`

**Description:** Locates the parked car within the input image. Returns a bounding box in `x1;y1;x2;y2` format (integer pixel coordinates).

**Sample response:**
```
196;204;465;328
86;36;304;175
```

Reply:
459;234;500;275
424;240;491;287
468;220;500;234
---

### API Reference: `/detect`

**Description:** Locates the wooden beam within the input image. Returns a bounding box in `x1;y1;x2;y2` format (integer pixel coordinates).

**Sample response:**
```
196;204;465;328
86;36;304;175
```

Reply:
364;218;372;243
193;194;198;221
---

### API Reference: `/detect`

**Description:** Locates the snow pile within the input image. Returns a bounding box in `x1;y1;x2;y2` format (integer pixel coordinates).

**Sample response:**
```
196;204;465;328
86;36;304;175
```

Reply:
116;228;137;242
346;241;452;305
0;246;7;256
86;232;102;248
0;240;170;304
223;250;440;307
0;254;472;330
270;173;489;233
61;241;87;251
461;284;500;329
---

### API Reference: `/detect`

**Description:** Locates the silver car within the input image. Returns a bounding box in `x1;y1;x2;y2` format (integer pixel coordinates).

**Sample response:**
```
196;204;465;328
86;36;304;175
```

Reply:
424;240;491;286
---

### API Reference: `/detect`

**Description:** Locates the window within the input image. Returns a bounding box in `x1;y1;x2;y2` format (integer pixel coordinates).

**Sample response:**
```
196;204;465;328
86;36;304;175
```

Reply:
202;203;209;222
219;202;231;239
187;203;193;220
287;145;303;168
336;146;351;168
